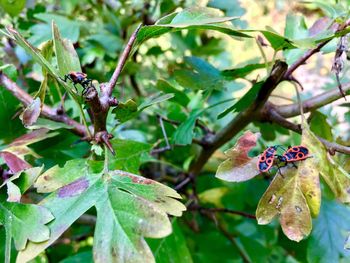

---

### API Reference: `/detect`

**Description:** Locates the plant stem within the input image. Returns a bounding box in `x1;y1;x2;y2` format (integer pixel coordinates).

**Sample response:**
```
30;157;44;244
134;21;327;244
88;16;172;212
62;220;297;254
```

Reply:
103;144;109;174
5;216;12;263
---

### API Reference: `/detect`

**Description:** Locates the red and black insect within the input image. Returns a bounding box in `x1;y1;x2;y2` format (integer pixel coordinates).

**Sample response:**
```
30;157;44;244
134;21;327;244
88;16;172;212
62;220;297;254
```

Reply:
257;145;310;173
278;145;310;163
62;71;93;95
257;146;278;173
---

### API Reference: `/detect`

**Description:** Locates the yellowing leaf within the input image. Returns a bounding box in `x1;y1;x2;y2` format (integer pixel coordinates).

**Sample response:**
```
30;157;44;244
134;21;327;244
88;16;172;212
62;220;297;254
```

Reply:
302;125;350;203
216;131;260;182
256;167;312;242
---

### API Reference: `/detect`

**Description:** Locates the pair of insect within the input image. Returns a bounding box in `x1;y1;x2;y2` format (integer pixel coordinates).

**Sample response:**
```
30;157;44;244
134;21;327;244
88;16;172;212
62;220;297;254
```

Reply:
61;71;93;95
257;145;310;173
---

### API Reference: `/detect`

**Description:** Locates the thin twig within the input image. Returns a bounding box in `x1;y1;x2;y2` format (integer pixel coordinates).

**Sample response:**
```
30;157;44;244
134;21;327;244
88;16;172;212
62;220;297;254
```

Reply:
158;114;214;134
189;61;288;175
267;108;350;155
189;205;256;219
284;19;350;79
0;72;88;137
277;82;350;118
200;210;251;262
107;24;142;97
151;116;171;154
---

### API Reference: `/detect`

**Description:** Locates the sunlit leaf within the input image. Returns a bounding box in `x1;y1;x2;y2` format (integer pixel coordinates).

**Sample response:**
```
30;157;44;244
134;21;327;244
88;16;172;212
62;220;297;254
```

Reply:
136;7;251;46
20;97;41;127
256;166;312;242
18;161;185;263
307;199;350;262
216;131;260;182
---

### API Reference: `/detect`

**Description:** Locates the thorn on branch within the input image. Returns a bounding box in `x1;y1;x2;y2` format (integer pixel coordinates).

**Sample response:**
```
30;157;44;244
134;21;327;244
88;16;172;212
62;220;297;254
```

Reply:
95;131;115;155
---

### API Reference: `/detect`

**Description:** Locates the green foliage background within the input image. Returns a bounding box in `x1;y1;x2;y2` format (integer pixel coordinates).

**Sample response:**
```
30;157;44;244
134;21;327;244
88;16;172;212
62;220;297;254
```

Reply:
1;0;350;262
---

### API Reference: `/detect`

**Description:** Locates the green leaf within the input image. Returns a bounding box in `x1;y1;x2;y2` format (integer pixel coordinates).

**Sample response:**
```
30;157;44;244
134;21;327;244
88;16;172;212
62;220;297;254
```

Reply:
283;14;309;65
0;64;18;80
302;124;350;203
109;139;152;174
148;220;193;263
52;22;82;77
174;56;225;91
155;79;190;107
26;118;74;130
309;111;333;141
29;13;80;45
7;26;77;99
173;109;201;145
218;81;263;119
260;29;296;51
112;99;138;124
216;131;260;182
256;165;312;242
0;0;25;17
6;27;60;78
17;161;186;263
221;63;268;79
136;7;251;46
34;159;87;193
0;83;24;141
60;251;93;263
0;199;54;251
139;93;174;112
307;199;350;262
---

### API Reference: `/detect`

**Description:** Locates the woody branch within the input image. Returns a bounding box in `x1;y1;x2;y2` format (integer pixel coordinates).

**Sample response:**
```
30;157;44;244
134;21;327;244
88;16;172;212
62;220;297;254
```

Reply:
0;71;87;137
189;22;350;176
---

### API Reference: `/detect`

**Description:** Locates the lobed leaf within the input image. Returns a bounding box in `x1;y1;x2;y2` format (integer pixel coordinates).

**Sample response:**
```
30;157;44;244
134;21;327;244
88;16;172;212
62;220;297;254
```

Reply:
256;167;312;242
216;131;260;182
135;7;250;47
18;159;185;263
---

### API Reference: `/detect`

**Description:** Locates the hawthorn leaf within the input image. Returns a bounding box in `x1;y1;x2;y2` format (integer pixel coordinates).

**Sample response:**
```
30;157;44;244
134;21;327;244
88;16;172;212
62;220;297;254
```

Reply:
173;109;201;145
0;0;25;17
136;7;250;46
221;63;268;80
0;129;58;172
6;181;21;202
20;97;41;127
52;22;81;77
256;166;312;242
0;151;31;173
297;158;321;217
0;195;54;251
307;199;350;262
218;81;263;119
27;118;73;130
216;131;260;182
35;159;87;193
18;161;185;263
112;99;138;123
302;124;350;203
6;27;59;78
108;139;152;173
138;93;174;112
148;220;193;263
155;80;190;107
309;111;333;141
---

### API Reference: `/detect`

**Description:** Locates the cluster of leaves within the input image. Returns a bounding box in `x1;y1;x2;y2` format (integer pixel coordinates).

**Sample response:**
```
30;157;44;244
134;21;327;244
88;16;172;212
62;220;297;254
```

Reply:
1;0;350;262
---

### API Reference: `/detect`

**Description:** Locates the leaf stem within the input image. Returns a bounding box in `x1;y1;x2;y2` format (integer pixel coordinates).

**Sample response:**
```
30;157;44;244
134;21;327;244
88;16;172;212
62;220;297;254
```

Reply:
255;37;269;75
5;216;12;263
103;145;109;174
